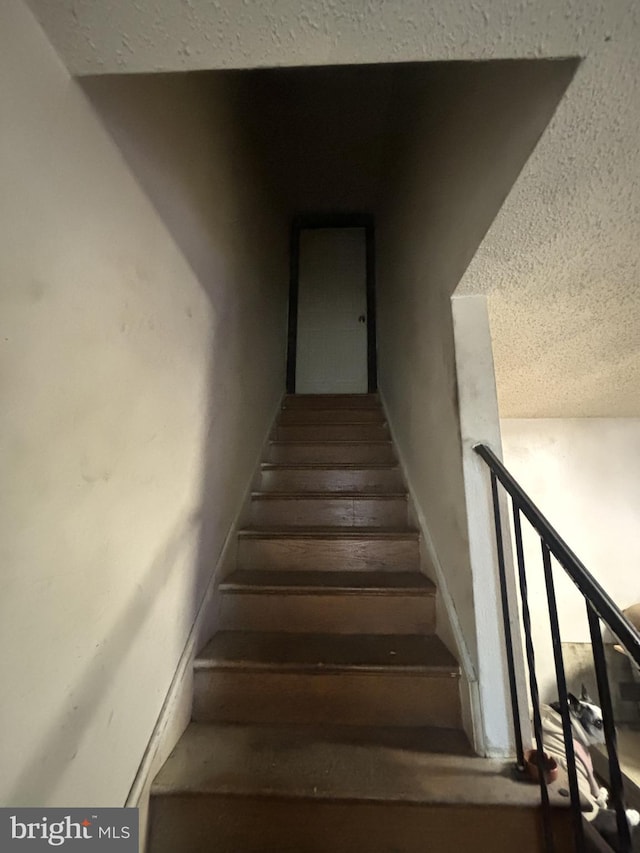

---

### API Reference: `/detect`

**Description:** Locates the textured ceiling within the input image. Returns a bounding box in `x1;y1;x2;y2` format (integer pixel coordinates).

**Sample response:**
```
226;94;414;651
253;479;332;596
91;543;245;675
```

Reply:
25;0;640;417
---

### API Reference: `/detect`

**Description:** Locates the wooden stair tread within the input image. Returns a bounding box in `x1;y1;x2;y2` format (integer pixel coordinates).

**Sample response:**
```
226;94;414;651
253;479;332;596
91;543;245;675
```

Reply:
220;570;436;595
238;527;419;539
279;411;386;423
283;394;380;407
220;570;436;596
151;722;571;809
280;406;383;413
251;491;407;500
269;440;392;446
196;631;458;674
285;393;380;399
277;427;389;433
261;463;399;470
277;420;387;425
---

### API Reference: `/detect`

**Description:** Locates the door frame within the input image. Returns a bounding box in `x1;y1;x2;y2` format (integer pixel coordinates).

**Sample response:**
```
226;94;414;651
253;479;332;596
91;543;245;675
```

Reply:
286;212;377;394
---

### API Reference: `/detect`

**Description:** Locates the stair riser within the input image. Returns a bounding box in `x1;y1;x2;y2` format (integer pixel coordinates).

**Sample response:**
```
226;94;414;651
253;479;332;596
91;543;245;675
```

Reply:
279;409;384;424
218;592;436;634
149;797;568;853
283;394;380;409
193;671;461;727
250;497;407;528
267;443;395;464
259;468;403;493
275;424;389;442
237;537;420;572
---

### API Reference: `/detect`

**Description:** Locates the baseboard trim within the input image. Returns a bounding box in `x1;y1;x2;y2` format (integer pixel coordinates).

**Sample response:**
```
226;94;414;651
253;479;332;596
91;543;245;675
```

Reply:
125;392;285;818
378;390;491;757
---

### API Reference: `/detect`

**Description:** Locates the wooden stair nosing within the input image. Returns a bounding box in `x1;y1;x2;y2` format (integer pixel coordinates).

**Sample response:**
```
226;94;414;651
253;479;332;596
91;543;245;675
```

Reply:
279;416;386;421
195;631;459;676
217;584;436;635
150;722;485;801
195;660;459;677
278;410;386;423
251;491;408;500
148;792;573;853
149;723;581;811
236;538;421;573
276;422;389;428
268;438;397;450
275;428;390;438
258;468;405;494
238;528;419;540
265;441;397;464
260;462;400;470
282;395;381;409
219;570;436;597
283;393;380;399
278;410;383;416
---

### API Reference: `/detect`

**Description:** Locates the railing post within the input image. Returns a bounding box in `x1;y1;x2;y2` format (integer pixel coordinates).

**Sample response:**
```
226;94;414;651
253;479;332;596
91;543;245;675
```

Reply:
512;504;555;852
541;544;585;852
489;471;525;771
587;603;631;853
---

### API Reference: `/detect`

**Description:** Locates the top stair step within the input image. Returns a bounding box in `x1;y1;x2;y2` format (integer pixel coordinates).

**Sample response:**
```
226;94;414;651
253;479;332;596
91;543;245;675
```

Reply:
283;394;381;409
279;408;385;424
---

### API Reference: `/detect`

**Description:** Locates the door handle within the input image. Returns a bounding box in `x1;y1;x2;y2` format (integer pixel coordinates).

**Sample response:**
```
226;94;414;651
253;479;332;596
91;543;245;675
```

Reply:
358;315;366;324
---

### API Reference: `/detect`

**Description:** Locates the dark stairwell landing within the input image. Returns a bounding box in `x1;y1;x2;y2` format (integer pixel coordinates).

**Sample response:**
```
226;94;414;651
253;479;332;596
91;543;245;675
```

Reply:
147;395;573;853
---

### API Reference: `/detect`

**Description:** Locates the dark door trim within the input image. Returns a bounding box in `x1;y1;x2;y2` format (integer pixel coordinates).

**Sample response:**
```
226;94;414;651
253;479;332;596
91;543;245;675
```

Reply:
286;213;377;394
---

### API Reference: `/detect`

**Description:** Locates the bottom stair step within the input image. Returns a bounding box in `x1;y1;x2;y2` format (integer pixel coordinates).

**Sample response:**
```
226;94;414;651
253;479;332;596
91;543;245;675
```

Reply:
151;723;474;800
193;631;462;727
149;723;574;853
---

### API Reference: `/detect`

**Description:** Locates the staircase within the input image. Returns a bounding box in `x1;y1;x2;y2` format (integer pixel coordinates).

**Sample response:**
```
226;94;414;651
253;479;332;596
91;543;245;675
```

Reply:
147;394;573;852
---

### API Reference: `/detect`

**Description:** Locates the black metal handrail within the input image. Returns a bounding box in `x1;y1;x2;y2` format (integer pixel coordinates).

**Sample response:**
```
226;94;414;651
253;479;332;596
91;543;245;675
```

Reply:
474;443;640;853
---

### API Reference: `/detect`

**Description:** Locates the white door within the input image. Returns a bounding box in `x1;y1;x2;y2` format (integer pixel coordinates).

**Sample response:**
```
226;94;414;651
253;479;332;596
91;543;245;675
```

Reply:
296;228;368;394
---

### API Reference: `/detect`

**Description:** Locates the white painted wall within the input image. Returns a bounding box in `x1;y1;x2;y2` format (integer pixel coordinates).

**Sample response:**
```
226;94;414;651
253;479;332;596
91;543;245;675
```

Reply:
0;0;287;808
376;60;574;754
451;296;530;755
500;418;640;702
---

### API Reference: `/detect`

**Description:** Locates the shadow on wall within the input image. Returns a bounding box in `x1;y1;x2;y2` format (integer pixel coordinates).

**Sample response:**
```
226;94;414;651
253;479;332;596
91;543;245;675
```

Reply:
374;59;579;682
81;72;292;587
2;3;295;810
4;69;288;808
9;512;200;805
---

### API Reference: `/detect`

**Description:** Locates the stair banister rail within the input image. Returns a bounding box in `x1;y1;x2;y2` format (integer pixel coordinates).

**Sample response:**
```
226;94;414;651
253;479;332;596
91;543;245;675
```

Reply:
474;443;640;853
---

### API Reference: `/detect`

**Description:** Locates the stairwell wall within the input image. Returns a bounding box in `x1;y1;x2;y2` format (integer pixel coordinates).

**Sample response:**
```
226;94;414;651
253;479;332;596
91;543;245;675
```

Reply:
0;0;287;809
375;60;577;754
